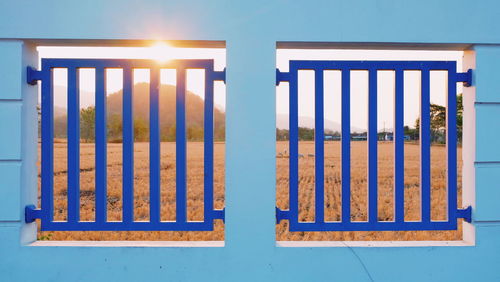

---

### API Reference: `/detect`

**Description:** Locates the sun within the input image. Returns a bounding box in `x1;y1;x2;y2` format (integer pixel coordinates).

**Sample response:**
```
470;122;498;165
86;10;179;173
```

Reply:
149;42;175;63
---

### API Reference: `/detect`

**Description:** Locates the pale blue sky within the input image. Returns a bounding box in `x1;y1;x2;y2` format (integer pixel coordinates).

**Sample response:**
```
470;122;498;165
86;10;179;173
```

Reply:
39;46;462;131
276;49;463;131
38;46;227;111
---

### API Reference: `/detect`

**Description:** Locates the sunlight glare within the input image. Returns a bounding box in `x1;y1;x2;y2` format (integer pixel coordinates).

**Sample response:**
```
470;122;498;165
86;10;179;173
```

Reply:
150;42;174;63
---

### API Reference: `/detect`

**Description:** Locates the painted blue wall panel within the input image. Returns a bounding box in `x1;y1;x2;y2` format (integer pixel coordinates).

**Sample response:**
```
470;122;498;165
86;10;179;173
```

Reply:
225;39;276;248
20;42;38;245
475;164;500;221
0;1;498;44
474;45;500;103
475;104;500;162
0;224;500;281
0;1;499;281
0;103;21;160
0;225;19;253
0;41;22;100
0;163;21;221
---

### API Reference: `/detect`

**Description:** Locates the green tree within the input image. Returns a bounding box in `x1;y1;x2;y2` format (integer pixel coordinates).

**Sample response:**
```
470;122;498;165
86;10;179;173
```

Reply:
276;128;289;141
37;104;41;138
80;106;95;142
214;126;225;142
161;124;176;142
456;93;463;140
298;127;315;141
414;93;463;143
133;118;148;141
54;115;67;138
107;114;122;142
187;125;204;141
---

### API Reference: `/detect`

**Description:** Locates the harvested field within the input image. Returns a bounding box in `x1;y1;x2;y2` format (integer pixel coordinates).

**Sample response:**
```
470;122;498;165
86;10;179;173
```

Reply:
37;141;462;241
276;141;463;241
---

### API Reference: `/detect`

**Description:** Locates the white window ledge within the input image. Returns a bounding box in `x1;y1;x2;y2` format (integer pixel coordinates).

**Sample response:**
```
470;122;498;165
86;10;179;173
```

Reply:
29;241;225;247
277;240;474;247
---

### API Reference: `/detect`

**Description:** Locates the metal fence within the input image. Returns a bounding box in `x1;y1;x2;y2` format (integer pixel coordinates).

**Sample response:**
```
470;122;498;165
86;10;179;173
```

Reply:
276;60;472;232
25;58;473;233
25;58;225;231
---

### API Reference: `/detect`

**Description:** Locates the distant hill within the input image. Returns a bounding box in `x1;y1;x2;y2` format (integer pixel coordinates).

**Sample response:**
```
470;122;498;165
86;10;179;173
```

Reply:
276;114;364;133
52;83;225;141
106;83;225;130
53;86;94;111
54;106;66;118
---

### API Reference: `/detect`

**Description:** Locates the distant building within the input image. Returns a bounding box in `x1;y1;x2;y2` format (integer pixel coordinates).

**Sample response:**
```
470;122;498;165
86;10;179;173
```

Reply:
324;135;341;141
352;135;367;141
379;133;411;141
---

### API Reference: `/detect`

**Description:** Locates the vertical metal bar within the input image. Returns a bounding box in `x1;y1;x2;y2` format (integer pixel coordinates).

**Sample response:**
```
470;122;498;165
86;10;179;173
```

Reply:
341;69;351;223
394;69;405;222
122;67;134;223
176;68;187;223
41;66;54;224
315;69;325;224
421;69;431;223
289;65;299;225
368;69;378;223
150;68;161;223
204;68;214;223
67;67;80;223
95;67;107;223
447;66;458;223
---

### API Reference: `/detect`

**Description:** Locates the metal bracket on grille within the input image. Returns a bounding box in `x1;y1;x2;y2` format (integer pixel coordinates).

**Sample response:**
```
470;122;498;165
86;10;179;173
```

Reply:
456;69;473;87
27;66;43;85
212;68;226;82
276;207;289;224
276;69;290;86
25;205;42;223
457;206;472;223
213;208;226;223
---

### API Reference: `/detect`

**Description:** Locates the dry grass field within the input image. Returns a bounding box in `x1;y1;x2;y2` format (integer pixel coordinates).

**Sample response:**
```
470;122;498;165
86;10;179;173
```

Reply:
38;141;225;241
276;141;462;241
37;141;462;241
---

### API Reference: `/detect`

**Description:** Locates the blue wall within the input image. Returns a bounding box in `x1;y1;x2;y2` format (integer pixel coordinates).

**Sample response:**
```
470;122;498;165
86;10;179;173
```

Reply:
0;1;499;281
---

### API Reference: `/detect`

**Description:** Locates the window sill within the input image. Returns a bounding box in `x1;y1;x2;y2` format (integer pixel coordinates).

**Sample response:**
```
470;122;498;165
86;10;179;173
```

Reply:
28;241;225;247
276;240;474;247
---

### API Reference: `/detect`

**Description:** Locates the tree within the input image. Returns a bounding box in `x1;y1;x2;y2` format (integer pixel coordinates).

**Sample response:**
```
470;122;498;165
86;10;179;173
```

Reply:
80;106;95;142
107;114;122;142
456;93;463;140
187;125;204;141
54;115;67;138
214;126;225;142
276;128;289;141
298;127;315;141
134;118;149;141
414;93;463;143
37;105;41;138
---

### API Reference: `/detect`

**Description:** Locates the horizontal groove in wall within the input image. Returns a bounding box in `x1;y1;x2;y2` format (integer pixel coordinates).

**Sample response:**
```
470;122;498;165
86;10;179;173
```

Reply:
475;102;500;105
475;161;500;167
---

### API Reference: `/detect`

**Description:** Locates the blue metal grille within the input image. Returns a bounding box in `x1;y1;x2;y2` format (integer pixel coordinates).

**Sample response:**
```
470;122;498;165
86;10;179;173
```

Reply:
276;60;472;232
26;59;225;231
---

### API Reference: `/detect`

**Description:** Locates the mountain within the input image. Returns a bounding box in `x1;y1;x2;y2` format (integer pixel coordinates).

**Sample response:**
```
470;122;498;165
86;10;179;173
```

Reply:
107;83;224;124
53;83;225;127
51;83;225;141
53;85;95;110
54;106;66;118
276;114;365;133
